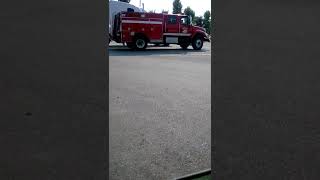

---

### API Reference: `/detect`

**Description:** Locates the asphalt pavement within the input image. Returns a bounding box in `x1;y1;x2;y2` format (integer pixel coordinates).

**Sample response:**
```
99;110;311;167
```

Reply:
109;42;211;180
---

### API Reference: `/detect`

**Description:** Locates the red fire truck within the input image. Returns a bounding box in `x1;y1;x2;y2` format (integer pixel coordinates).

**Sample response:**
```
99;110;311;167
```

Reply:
110;11;210;50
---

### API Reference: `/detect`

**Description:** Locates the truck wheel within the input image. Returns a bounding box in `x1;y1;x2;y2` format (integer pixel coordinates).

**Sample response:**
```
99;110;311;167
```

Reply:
180;43;189;50
192;36;203;50
127;42;135;49
134;36;147;50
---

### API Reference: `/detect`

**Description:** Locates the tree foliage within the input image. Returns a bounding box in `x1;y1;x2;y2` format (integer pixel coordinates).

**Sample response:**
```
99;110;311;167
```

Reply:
172;0;182;14
194;16;204;26
204;10;211;20
203;10;211;34
183;7;195;21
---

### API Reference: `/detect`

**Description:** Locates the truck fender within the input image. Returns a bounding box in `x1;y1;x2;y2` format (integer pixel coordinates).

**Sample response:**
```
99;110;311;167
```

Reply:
191;31;207;40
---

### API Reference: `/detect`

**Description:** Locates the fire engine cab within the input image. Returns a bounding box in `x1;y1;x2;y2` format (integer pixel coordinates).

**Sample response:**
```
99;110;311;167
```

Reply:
111;11;210;50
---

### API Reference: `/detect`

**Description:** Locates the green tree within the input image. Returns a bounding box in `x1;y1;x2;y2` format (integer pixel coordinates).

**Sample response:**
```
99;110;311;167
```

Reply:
118;0;130;3
203;10;211;34
172;0;182;14
194;16;204;26
183;7;195;21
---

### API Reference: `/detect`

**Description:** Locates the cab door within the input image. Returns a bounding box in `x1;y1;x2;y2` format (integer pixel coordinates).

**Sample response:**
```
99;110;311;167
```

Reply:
164;15;179;33
179;16;191;35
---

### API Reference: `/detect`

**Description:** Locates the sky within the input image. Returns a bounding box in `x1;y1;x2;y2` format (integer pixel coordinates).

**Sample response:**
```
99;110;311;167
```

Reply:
129;0;211;16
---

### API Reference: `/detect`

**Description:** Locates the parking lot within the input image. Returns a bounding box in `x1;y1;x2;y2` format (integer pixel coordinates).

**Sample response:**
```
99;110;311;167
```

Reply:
109;42;211;179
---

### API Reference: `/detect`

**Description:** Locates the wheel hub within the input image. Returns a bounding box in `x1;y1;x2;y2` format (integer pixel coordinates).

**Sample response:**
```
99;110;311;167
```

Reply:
136;39;145;48
196;39;202;48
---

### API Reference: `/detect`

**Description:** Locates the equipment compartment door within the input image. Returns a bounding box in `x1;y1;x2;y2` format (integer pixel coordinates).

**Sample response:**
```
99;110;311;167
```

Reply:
148;19;163;41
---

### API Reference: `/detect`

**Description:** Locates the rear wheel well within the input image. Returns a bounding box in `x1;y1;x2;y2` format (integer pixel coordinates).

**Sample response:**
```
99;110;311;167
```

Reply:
134;33;149;42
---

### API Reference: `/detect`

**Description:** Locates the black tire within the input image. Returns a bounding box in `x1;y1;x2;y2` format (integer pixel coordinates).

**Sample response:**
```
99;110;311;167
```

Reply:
180;43;189;50
163;43;170;47
192;36;204;50
133;36;147;50
127;42;135;49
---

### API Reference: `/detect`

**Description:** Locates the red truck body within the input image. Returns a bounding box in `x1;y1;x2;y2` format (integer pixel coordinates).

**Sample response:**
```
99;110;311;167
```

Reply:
111;12;210;50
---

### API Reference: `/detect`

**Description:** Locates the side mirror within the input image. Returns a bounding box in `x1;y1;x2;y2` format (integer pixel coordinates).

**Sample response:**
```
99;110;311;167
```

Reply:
189;16;192;25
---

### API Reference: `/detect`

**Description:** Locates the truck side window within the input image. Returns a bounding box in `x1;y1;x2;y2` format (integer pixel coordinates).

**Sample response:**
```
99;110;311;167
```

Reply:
181;17;188;25
167;16;177;24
